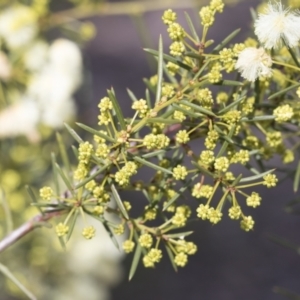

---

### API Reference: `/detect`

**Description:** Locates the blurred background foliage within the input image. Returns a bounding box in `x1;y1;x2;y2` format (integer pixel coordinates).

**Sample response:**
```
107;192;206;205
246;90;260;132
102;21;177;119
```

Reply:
1;0;300;299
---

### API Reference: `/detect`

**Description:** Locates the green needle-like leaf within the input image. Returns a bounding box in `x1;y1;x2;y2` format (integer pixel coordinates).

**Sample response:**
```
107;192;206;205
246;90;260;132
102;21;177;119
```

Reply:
268;82;300;100
51;153;60;195
239;169;275;183
64;123;83;143
155;35;163;105
107;88;126;130
165;243;178;272
111;183;129;219
212;28;241;53
184;12;199;43
25;185;44;216
76;123;115;143
56;132;71;173
0;263;37;300
133;156;173;175
66;209;79;242
129;243;142;281
294;161;300;192
54;163;74;195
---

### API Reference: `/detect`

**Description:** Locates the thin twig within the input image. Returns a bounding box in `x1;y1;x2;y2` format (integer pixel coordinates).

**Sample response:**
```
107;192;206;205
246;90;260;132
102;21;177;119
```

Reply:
0;209;66;253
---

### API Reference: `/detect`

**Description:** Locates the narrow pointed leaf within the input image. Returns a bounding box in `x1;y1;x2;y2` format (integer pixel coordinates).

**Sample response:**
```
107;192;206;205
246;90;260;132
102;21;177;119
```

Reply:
107;88;126;130
64;123;83;143
128;243;142;281
66;209;79;242
179;100;217;117
241;115;275;122
216;125;235;158
155;35;164;105
0;189;13;233
144;48;192;71
71;145;78;159
54;163;74;194
239;169;275;183
56;132;71;173
51;153;60;195
212;28;241;53
268;82;300;100
218;92;247;114
127;88;138;102
25;185;44;215
133;156;173;175
0;263;37;300
76;123;115;143
111;184;129;219
145;88;152;108
75;164;110;189
213;80;243;87
184;12;199;42
166;231;194;238
165;243;178;272
142;149;166;158
294;161;300;192
147;118;179;124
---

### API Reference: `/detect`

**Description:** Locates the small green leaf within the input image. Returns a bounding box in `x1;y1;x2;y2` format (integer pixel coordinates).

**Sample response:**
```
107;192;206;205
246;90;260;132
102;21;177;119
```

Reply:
218;91;247;114
64;123;83;143
127;88;138;102
128;243;142;281
213;80;244;87
145;88;152;108
241;115;275;122
184;12;199;42
0;263;37;300
155;35;164;105
216;125;235;158
268;82;300;100
192;59;211;80
76;123;115;143
147;118;179;124
133;156;173;175
166;231;194;238
54;163;74;195
75;164;110;189
142;150;166;158
179;100;217;117
71;145;78;159
56;132;71;173
172;103;201;118
107;88;126;130
294;161;300;192
163;174;198;211
111;183;129;219
66;209;78;242
0;189;13;233
25;185;44;216
51;153;60;195
144;48;192;71
165;243;178;272
239;169;275;183
212;28;241;53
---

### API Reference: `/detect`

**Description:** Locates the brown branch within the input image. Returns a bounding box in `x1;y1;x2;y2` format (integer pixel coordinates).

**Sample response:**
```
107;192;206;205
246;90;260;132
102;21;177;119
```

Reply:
0;209;66;253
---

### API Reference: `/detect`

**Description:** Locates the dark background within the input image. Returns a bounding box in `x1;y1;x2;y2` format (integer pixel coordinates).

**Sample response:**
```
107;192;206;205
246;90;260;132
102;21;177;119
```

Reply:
79;0;300;299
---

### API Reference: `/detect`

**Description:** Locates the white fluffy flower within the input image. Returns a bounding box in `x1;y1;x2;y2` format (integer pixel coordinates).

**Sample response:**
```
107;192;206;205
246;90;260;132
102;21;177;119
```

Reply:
0;99;39;141
24;40;49;71
235;47;272;82
0;5;38;49
254;2;300;49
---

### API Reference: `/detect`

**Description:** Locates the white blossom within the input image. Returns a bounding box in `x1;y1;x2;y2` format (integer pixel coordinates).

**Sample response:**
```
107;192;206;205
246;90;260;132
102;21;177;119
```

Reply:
24;40;49;71
254;2;300;49
0;5;38;49
235;47;272;82
0;99;39;141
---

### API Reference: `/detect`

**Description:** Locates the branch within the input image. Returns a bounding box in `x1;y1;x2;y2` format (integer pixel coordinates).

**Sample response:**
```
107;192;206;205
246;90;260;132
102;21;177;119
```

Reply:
0;209;66;253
